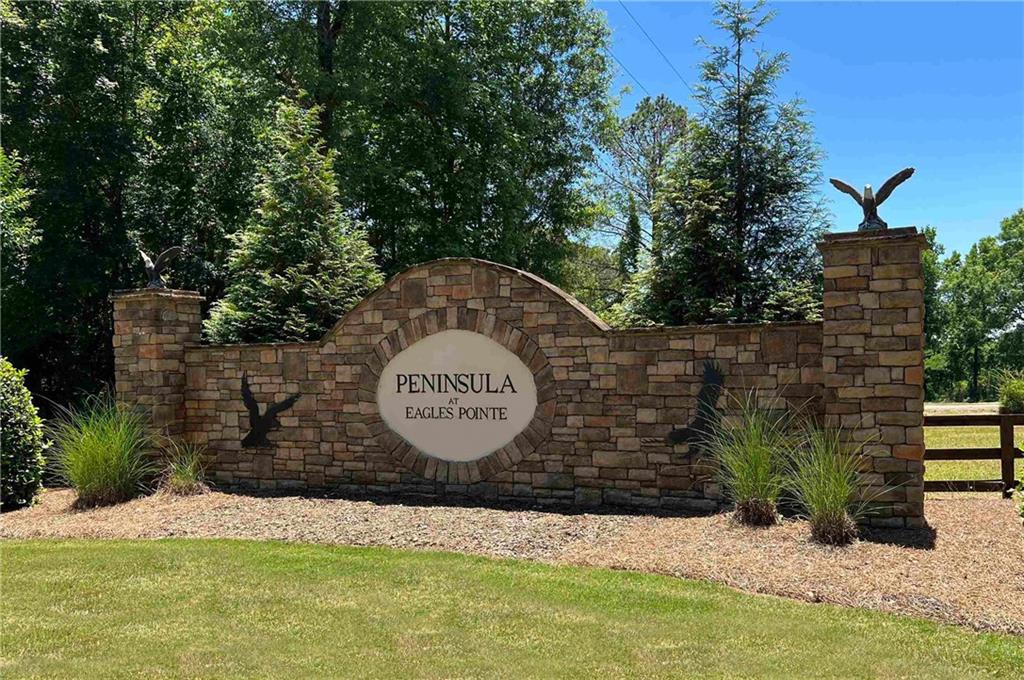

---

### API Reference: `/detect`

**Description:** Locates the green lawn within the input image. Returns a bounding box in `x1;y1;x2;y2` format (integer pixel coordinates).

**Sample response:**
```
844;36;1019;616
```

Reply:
925;425;1024;482
2;540;1021;679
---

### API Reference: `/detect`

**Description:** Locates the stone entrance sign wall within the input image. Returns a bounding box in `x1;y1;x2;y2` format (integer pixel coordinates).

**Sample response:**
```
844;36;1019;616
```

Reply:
112;229;928;527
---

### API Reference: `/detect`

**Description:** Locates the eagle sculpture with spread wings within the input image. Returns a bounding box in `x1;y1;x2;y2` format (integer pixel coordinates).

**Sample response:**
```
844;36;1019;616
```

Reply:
240;373;302;448
138;246;182;289
829;167;915;231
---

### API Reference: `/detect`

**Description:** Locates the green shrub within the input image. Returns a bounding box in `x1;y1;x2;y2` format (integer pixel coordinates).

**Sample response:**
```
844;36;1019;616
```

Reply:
1;357;47;511
159;438;208;496
705;392;792;526
998;370;1024;413
49;393;155;507
204;96;383;344
786;427;869;546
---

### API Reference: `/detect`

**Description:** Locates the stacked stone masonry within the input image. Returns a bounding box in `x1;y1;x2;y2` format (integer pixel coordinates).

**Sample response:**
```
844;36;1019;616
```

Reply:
112;229;927;525
819;228;928;527
112;289;203;437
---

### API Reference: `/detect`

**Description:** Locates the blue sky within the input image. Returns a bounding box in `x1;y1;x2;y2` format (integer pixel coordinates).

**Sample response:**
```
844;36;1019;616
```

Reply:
595;1;1024;256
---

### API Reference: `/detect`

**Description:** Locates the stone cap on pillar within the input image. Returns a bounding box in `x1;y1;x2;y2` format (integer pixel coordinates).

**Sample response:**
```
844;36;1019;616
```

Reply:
818;226;928;250
111;288;205;302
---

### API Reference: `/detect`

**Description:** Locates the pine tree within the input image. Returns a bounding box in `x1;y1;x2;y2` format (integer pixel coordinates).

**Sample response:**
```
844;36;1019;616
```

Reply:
617;196;643;277
204;98;383;343
647;0;826;324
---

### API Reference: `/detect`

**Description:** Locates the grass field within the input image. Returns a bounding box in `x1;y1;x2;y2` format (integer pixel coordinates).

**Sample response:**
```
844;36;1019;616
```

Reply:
924;425;1024;483
2;540;1021;678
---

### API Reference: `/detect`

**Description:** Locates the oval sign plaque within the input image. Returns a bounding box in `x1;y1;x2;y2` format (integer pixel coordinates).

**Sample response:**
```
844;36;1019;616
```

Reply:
376;329;538;462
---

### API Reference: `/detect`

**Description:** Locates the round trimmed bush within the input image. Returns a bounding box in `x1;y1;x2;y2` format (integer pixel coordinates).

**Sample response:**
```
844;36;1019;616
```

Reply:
1;357;47;511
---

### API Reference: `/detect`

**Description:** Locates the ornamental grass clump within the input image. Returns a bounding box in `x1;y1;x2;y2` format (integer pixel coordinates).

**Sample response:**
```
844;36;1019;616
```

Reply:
49;393;155;507
705;392;792;526
786;427;868;546
159;439;209;496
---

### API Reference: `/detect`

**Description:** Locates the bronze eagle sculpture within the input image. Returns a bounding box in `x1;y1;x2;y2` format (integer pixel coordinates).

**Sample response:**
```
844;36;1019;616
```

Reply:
829;167;915;231
138;246;182;289
240;373;301;448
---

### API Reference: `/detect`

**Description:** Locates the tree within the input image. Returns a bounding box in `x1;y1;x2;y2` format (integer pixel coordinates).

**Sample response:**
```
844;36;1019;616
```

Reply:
0;150;38;291
324;0;613;281
595;95;688;254
927;211;1024;401
617;196;643;276
942;246;1002;401
561;242;623;319
127;2;274;303
645;0;827;325
204;98;383;344
1;1;177;403
920;227;952;399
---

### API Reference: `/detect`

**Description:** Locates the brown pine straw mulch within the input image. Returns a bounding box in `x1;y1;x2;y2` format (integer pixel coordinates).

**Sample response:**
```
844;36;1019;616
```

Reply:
2;489;1022;636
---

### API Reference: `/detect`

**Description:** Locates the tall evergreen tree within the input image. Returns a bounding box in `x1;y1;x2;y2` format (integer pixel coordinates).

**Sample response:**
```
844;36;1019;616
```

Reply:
617;196;643;277
204;98;383;344
647;0;827;324
0;150;38;292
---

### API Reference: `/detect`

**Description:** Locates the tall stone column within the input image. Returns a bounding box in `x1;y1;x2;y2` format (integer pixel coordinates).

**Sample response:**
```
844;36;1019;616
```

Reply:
111;289;204;436
819;227;928;528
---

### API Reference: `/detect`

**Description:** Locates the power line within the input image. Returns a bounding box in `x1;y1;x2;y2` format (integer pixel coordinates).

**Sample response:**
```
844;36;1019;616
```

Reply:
606;47;651;97
617;0;695;97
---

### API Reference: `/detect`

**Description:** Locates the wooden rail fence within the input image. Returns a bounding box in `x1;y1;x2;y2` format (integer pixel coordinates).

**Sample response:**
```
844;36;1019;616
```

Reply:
923;413;1023;496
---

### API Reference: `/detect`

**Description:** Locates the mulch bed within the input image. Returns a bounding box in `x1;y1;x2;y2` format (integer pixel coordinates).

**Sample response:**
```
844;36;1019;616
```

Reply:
3;489;1021;636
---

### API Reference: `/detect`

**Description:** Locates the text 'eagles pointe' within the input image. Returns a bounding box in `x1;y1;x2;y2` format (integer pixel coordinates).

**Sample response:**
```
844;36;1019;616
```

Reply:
396;373;518;394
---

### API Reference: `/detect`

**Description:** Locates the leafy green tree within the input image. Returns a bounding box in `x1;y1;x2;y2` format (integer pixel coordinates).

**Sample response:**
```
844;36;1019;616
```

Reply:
1;1;175;402
323;0;613;281
927;211;1024;401
942;247;1001;401
128;2;273;301
204;98;383;343
763;280;822;322
605;259;658;328
646;0;826;324
993;210;1024;368
561;241;623;319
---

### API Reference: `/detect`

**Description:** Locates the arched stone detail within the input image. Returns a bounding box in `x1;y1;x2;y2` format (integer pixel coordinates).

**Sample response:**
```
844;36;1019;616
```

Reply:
356;308;556;484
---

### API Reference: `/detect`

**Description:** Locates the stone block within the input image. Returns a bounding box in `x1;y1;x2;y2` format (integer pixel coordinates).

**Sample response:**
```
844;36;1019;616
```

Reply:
616;364;648;394
593;450;646;468
761;329;797;364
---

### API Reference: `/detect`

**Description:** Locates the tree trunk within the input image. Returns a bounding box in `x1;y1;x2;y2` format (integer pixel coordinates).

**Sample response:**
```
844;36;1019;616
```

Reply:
970;345;981;402
315;1;349;144
732;27;745;315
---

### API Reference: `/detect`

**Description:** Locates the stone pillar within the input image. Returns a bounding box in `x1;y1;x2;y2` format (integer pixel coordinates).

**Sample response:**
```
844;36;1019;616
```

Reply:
111;289;204;436
819;227;928;528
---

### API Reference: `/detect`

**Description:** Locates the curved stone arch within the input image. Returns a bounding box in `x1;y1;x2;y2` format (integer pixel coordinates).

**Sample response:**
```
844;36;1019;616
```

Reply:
319;257;609;346
356;307;557;484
